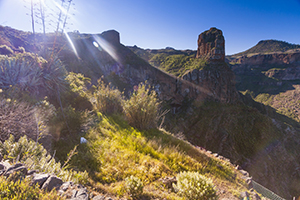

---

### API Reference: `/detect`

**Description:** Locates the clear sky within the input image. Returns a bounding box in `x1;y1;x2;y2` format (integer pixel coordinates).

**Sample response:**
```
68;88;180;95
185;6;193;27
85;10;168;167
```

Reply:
0;0;300;55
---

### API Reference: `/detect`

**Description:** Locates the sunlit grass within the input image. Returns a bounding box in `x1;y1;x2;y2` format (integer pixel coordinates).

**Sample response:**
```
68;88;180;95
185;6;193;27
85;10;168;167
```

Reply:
52;112;248;198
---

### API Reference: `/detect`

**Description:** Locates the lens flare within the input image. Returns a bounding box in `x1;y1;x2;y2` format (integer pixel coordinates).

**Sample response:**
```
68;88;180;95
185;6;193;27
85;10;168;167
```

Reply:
64;30;79;59
93;41;99;48
92;35;120;64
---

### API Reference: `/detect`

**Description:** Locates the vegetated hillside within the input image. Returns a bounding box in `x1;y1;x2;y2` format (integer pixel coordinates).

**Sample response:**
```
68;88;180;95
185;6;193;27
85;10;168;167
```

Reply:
128;36;300;198
226;39;300;123
54;112;252;199
1;25;298;199
128;46;198;77
231;39;300;57
0;26;258;199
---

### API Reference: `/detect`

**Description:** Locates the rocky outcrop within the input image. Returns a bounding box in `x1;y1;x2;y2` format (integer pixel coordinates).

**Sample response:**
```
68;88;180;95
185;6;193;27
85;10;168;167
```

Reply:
196;27;225;62
182;27;238;103
0;159;113;200
99;30;120;45
230;52;300;67
182;63;238;103
69;29;239;106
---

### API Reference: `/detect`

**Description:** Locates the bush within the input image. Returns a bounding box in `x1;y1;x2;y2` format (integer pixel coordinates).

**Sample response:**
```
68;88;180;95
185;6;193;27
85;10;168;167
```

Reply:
64;72;93;110
123;83;160;130
90;79;123;115
0;52;67;97
125;175;144;198
0;176;63;200
0;98;41;142
173;171;218;200
49;105;85;138
0;134;88;184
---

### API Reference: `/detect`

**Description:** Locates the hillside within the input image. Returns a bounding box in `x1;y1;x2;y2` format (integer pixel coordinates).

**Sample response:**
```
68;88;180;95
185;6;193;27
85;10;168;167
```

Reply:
231;39;300;57
0;25;298;199
127;30;300;199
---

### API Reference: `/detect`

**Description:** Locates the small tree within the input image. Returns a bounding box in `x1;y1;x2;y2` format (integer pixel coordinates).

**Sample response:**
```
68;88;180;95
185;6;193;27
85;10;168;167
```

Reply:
123;83;160;130
90;79;123;115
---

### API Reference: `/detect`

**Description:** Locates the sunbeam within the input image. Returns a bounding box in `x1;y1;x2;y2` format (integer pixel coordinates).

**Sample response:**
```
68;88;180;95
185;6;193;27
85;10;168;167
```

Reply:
92;35;120;64
64;30;79;59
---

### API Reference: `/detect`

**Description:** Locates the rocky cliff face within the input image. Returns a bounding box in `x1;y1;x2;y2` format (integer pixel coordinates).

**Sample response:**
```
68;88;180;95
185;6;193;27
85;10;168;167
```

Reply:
230;51;300;79
196;27;225;62
69;29;239;106
183;27;238;103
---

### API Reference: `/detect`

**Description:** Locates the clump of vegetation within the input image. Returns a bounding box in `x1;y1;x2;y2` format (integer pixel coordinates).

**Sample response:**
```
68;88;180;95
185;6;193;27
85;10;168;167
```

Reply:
123;83;160;130
0;97;51;142
90;79;123;115
0;176;64;200
0;53;67;97
125;175;144;198
173;171;218;200
0;45;14;55
0;135;88;184
49;105;86;138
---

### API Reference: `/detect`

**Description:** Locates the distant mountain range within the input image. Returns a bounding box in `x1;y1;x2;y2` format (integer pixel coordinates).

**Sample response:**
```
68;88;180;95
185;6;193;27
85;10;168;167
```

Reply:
232;39;300;56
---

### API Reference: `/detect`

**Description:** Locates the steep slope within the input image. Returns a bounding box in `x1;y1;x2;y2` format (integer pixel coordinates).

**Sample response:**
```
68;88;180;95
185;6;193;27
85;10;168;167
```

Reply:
127;28;300;199
227;39;300;123
1;26;298;198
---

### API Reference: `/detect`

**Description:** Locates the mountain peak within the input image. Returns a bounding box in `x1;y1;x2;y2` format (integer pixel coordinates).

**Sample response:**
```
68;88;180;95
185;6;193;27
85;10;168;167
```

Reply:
234;39;300;56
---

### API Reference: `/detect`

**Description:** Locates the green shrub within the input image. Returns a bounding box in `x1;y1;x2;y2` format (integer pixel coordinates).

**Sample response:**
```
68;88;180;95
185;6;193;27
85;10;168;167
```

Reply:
0;176;64;200
123;83;160;130
0;134;88;184
90;79;123;115
173;171;218;200
65;72;91;98
64;72;93;110
0;52;67;99
49;105;85;137
125;175;144;197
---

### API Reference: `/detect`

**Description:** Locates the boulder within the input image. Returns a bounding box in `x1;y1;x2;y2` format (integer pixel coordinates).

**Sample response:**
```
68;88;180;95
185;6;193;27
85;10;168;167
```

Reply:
4;163;27;177
31;173;50;187
41;175;63;191
0;160;11;171
71;187;89;200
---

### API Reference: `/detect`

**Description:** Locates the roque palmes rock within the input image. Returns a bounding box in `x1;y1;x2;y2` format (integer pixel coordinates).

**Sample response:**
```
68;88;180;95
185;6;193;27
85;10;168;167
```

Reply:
196;27;225;62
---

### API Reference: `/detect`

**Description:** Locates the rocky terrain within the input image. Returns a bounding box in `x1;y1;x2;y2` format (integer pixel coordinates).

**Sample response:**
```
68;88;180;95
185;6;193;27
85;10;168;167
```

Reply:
128;30;300;199
1;25;300;199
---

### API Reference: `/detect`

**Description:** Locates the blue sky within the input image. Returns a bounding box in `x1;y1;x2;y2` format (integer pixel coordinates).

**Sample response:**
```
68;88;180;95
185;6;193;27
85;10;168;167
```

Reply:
1;0;300;55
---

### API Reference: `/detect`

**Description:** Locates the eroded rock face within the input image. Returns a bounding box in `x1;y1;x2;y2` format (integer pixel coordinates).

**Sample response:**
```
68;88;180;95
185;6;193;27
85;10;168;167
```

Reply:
196;27;225;62
182;63;238;103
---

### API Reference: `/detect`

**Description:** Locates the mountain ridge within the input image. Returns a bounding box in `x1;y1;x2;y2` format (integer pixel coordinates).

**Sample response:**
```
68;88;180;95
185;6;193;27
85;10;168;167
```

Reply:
231;39;300;57
1;25;299;199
